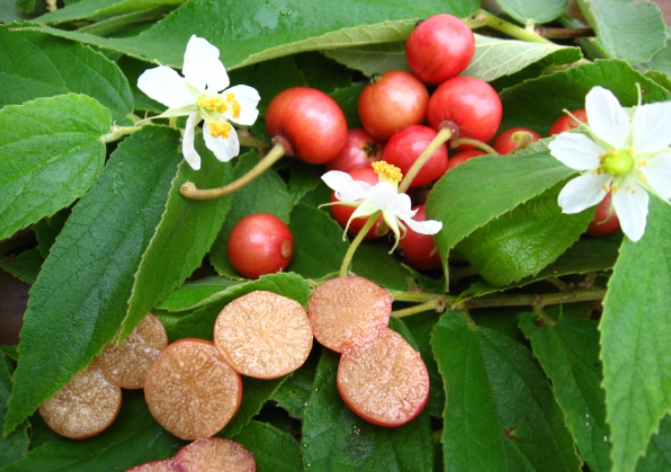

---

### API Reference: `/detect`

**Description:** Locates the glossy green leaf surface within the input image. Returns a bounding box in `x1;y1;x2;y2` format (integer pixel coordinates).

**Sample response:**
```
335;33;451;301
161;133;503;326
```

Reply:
0;249;42;285
0;26;133;122
301;350;433;472
431;311;581;472
234;420;302;472
4;127;181;435
35;0;184;23
496;0;567;24
600;197;671;472
0;356;29;469
0;94;110;242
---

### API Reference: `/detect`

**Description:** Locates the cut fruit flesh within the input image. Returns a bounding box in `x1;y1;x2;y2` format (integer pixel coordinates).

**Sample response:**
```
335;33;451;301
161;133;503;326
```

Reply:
39;361;122;439
174;437;256;472
337;328;429;427
125;460;179;472
144;339;242;440
214;291;313;379
308;276;391;353
97;313;168;389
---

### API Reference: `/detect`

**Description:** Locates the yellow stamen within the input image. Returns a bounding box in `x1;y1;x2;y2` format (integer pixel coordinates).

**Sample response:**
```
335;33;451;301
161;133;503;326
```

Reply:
208;122;233;139
198;94;228;113
372;161;403;185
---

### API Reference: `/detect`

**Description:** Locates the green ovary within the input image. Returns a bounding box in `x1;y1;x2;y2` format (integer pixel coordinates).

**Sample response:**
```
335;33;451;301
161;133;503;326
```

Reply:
601;149;635;177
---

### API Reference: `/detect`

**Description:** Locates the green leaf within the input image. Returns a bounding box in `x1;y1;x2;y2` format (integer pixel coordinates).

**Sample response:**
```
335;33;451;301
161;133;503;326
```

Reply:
325;42;407;77
575;0;666;64
120;137;234;339
0;249;42;285
431;311;582;472
499;60;671;135
295;52;353;94
457;233;620;302
519;314;611;472
244;55;308;108
600;197;671;472
456;182;594;286
301;350;433;472
0;94;111;243
209;151;292;277
330;82;364;129
637;415;671;471
2;392;184;472
425;142;575;270
0;26;133;123
272;355;318;420
116;55;164;113
234;420;302;472
286;160;323;207
288;203;348;280
17;0;479;69
159;273;311;341
157;276;241;312
219;376;287;439
76;6;177;37
34;0;184;23
352;240;414;291
495;0;567;24
33;212;67;260
4;126;181;436
0;355;29;468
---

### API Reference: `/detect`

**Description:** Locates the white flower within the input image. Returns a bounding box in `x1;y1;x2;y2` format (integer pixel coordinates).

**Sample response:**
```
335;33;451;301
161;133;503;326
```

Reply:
322;161;443;251
549;86;671;242
137;35;261;170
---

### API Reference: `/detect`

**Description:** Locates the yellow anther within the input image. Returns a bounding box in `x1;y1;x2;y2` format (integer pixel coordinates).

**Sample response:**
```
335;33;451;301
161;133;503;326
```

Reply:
198;94;228;113
602;185;611;192
612;184;619;192
372;161;403;185
638;160;649;167
208;121;233;139
232;101;241;119
225;93;235;103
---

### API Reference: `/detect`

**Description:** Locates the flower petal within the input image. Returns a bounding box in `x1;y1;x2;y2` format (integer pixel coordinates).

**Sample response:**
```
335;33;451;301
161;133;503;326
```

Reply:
137;66;195;109
639;152;671;199
182;113;202;170
401;216;443;235
585;86;630;149
224;85;261;126
612;179;649;242
182;35;229;93
363;183;409;213
203;121;240;162
321;171;371;201
557;173;610;213
632;101;671;153
549;133;603;170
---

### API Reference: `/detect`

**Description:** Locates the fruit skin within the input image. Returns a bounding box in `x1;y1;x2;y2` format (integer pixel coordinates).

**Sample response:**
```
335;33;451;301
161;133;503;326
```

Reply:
427;76;502;145
586;193;620;237
405;14;475;85
358;70;429;141
445;150;485;171
492;127;541;154
549;109;588;136
326;128;384;173
330;166;389;239
227;213;294;279
265;87;348;164
399;205;442;271
383;125;448;188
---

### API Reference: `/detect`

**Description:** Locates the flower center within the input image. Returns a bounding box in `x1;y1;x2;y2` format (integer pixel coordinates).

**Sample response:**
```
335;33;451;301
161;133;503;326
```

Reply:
198;93;241;119
372;161;402;186
600;149;635;177
208;122;233;139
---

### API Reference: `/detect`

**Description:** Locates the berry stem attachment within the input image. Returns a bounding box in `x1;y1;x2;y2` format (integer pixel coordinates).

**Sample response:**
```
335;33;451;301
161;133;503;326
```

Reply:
180;142;287;200
466;9;553;44
398;126;453;194
339;213;378;277
449;138;498;155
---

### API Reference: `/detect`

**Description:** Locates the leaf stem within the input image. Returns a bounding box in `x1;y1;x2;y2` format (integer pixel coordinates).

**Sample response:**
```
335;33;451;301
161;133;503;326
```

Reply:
536;27;595;39
100;125;142;143
180;142;287;200
339;214;378;277
466;9;553;44
398;126;453;193
391;300;444;318
237;130;271;149
449;138;498;155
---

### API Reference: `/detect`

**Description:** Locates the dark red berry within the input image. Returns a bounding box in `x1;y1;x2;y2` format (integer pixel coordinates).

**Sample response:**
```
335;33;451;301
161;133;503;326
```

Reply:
383;125;448;188
326;128;384;172
492;127;541;154
399;205;442;271
586;194;620;237
549;109;588;136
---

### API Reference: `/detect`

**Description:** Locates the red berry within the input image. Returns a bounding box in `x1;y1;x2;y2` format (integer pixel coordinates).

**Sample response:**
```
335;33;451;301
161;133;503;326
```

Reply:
586;194;620;237
445;150;485;171
399;205;441;271
383;125;448;188
427;77;502;146
227;213;294;278
358;70;429;141
266;87;348;164
330;167;388;239
405;14;475;85
549;109;588;136
492;127;541;154
326;128;384;173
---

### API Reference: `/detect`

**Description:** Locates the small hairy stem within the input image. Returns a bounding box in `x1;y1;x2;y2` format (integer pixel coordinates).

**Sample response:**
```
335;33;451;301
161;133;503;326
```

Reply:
391;300;444;318
180;143;286;200
339;214;378;277
450;265;478;282
546;276;570;292
237;130;271;149
100;125;142;143
464;287;606;310
449;138;498;155
536;26;595;39
467;9;553;44
399;126;453;193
